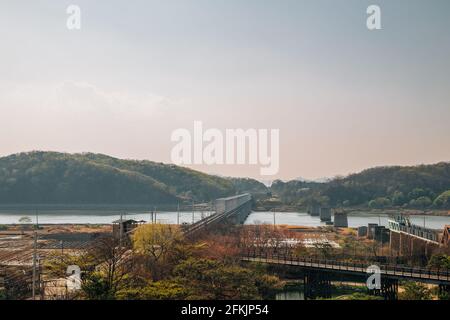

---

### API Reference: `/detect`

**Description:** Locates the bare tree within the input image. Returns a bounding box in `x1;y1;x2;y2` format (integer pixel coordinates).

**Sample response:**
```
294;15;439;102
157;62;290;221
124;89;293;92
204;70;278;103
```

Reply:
83;235;131;299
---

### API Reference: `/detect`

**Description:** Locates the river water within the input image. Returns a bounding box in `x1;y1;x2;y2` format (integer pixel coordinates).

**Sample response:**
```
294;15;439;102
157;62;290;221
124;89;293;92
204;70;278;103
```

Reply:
0;210;448;229
0;209;214;225
245;211;450;229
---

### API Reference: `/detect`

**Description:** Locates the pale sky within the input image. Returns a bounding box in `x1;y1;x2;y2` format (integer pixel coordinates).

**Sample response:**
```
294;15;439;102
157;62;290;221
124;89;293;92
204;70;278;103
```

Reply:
1;0;450;181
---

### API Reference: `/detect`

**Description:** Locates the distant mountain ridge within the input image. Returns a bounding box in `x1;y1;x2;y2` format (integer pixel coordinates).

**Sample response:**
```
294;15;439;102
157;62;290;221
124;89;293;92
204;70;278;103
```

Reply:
271;162;450;209
0;151;262;205
2;152;449;209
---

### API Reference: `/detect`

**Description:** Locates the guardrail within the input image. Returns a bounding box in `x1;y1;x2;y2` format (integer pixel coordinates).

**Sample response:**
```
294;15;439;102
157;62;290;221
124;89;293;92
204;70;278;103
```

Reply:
183;194;251;237
241;250;450;284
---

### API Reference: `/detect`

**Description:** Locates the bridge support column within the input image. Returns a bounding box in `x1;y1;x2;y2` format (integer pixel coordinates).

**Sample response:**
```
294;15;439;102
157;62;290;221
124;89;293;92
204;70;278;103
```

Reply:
439;285;450;299
369;278;398;300
381;278;398;300
303;272;332;300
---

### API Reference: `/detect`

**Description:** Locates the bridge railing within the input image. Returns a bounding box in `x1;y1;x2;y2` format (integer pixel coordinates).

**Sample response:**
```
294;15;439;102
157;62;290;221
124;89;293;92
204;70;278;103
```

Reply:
183;194;252;236
241;249;450;283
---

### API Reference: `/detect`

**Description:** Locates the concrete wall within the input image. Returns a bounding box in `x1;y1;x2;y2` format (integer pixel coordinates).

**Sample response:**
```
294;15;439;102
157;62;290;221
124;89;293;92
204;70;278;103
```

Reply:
334;212;348;228
320;207;331;222
309;205;320;217
367;223;378;239
358;226;368;237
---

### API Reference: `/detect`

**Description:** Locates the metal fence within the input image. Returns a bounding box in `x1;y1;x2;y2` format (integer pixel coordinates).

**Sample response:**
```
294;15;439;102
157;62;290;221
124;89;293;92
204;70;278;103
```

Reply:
242;250;450;284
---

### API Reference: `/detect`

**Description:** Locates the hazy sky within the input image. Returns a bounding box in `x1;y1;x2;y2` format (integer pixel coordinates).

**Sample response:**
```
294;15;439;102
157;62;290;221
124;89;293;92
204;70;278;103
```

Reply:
1;0;450;181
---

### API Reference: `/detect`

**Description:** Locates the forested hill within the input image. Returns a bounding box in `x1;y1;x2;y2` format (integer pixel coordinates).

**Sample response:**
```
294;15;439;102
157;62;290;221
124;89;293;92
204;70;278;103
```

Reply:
0;152;253;205
271;162;450;209
2;152;449;209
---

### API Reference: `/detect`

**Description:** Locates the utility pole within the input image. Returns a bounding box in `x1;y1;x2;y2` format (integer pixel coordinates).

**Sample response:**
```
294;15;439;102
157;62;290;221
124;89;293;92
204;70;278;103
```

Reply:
192;200;195;224
273;208;276;229
154;207;157;223
32;209;39;300
119;213;123;249
177;203;180;225
32;231;37;300
38;255;42;300
35;209;39;230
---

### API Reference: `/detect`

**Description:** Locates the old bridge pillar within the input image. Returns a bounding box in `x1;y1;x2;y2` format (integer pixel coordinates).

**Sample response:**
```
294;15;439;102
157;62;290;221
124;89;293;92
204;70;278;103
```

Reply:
303;271;332;300
369;278;398;300
439;284;450;298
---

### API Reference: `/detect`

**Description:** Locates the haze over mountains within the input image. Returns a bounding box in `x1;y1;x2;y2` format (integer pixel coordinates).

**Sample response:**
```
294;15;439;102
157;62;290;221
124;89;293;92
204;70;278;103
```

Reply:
0;152;449;209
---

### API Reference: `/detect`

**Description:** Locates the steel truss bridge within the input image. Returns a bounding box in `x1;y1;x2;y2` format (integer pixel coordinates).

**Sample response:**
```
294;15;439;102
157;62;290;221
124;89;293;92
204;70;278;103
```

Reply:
241;250;450;300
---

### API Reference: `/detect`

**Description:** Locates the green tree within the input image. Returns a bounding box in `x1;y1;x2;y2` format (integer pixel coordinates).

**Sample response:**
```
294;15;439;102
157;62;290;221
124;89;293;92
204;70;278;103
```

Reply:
368;197;391;209
427;254;450;270
391;191;406;206
18;216;32;234
132;223;182;280
80;235;131;300
0;288;6;300
173;258;281;299
116;280;189;300
433;190;450;209
409;196;432;208
334;293;383;300
82;272;115;300
399;282;432;300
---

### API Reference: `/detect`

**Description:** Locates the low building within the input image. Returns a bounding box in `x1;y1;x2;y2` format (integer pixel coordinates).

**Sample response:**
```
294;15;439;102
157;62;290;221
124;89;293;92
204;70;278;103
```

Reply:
112;219;145;241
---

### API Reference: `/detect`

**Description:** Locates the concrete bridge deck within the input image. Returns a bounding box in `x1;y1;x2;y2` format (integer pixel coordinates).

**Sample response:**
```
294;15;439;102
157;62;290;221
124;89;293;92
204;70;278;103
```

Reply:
184;193;252;237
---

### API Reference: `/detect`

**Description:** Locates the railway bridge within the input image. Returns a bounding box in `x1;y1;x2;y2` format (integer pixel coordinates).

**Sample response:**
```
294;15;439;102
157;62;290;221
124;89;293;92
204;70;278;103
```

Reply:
388;215;446;261
241;250;450;300
183;193;252;237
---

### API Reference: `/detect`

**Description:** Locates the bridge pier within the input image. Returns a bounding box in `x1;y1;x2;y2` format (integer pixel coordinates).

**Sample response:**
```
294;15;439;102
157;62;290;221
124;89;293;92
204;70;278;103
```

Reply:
390;230;440;263
184;194;252;238
303;271;332;300
369;278;398;300
439;284;450;298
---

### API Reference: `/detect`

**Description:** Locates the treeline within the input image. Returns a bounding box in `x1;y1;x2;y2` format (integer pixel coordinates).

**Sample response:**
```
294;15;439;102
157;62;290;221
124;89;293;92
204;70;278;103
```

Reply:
2;151;449;210
0;152;262;205
270;163;450;209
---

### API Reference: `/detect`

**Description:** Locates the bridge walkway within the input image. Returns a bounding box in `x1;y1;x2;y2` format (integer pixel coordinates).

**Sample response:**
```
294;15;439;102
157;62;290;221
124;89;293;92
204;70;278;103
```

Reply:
241;252;450;286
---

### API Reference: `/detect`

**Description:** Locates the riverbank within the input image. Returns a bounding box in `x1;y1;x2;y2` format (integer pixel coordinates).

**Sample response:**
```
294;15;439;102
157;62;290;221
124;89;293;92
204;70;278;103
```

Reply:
253;206;450;216
346;207;450;217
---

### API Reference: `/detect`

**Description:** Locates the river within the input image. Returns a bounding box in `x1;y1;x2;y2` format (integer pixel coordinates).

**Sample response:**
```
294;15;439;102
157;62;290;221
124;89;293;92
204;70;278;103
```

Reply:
0;210;448;229
245;211;450;229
